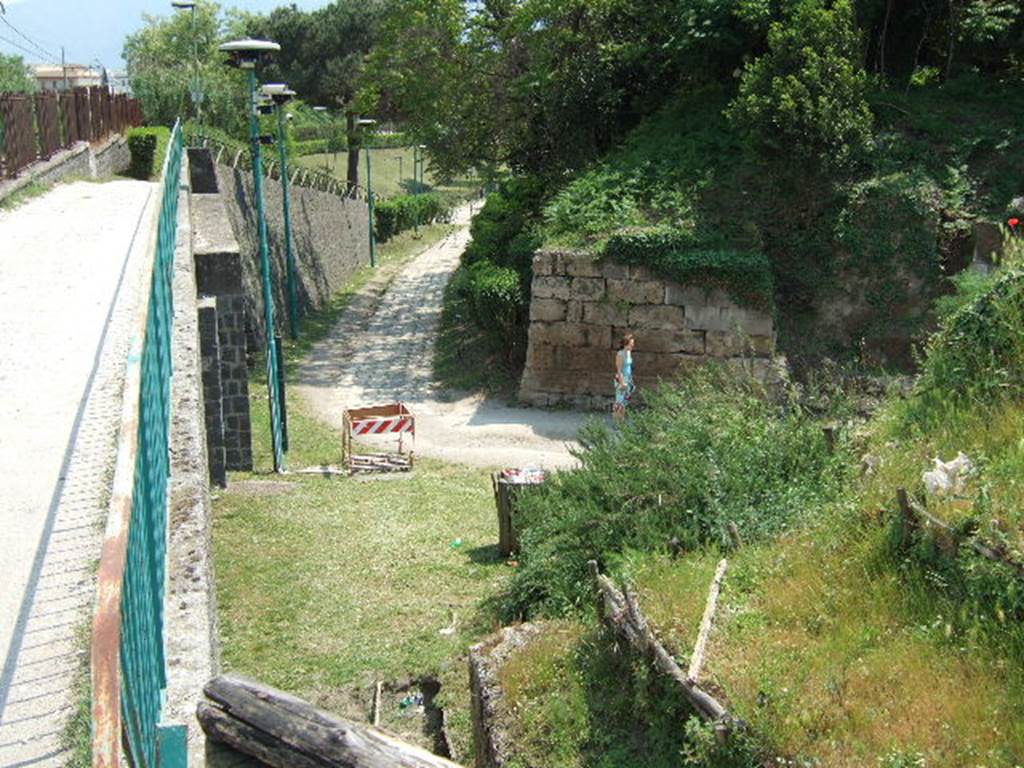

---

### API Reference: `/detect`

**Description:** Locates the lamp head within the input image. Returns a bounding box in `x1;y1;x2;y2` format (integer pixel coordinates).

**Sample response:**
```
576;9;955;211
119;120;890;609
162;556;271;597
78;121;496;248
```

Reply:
219;39;280;69
260;83;297;106
171;0;196;8
357;118;377;126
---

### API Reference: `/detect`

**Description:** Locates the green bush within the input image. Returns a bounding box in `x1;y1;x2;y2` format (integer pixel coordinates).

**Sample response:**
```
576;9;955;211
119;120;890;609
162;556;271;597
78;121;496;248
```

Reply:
464;176;544;277
504;369;845;617
449;260;525;361
373;192;452;241
126;127;167;180
905;269;1024;426
292;139;330;156
602;228;774;311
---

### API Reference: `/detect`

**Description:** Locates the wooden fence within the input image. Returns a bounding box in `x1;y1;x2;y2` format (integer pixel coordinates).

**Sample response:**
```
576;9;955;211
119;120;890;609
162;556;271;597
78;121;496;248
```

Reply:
0;87;143;179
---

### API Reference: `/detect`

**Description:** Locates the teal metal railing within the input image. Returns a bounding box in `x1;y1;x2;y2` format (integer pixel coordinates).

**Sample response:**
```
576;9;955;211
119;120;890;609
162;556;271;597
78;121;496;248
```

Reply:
92;120;186;768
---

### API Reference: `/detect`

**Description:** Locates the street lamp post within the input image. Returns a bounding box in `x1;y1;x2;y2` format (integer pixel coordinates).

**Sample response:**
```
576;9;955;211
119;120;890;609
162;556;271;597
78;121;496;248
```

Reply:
220;38;286;472
312;106;329;173
359;118;377;267
413;144;426;237
263;83;300;338
171;0;203;137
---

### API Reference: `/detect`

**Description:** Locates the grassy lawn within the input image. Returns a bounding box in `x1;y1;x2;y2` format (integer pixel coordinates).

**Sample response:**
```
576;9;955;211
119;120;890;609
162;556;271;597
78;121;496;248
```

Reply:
295;146;479;199
211;218;509;757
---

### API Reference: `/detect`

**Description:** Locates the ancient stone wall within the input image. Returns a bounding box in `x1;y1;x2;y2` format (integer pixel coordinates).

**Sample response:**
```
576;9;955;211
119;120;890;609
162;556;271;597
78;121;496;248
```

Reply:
214;162;369;351
519;251;776;409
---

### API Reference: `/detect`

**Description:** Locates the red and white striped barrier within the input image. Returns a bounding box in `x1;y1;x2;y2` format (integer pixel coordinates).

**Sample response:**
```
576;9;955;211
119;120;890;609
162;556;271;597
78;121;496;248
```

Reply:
350;415;414;436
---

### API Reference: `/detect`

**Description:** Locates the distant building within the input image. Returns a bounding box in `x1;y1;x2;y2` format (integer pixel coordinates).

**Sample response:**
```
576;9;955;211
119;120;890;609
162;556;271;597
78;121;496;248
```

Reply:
31;64;103;92
109;71;131;95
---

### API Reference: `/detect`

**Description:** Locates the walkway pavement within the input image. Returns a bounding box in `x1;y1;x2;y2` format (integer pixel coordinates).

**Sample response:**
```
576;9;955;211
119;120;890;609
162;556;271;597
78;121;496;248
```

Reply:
0;179;155;767
297;203;586;470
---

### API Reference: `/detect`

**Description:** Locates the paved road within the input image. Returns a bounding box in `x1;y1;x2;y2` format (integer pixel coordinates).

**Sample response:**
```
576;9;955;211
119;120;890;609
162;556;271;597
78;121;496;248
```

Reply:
0;180;154;767
297;203;586;470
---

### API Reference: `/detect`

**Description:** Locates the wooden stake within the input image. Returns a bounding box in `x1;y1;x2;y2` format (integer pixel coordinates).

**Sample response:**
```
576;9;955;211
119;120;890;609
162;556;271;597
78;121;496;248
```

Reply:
688;559;728;683
372;680;382;727
587;561;731;729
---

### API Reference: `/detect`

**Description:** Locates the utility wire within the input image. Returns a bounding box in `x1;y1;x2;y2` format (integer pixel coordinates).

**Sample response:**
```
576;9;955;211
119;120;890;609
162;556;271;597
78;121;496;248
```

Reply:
0;15;59;62
0;31;58;64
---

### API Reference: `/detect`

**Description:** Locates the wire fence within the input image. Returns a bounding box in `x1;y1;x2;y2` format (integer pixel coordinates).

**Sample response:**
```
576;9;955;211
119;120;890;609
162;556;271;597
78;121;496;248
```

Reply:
0;86;142;179
190;128;367;201
92;120;185;768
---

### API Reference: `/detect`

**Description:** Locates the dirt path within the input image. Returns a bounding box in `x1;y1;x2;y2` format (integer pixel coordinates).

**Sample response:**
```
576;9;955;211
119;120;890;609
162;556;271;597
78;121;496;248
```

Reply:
296;204;586;469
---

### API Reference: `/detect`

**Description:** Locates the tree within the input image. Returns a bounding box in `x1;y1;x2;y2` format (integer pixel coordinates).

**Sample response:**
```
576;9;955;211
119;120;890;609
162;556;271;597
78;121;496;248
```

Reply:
0;53;35;93
727;0;874;170
243;1;387;190
123;0;249;134
367;0;767;180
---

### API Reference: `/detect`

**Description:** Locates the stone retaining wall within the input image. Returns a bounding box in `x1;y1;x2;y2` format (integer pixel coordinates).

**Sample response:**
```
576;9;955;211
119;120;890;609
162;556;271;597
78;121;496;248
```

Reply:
0;135;131;204
519;251;776;409
214;162;370;350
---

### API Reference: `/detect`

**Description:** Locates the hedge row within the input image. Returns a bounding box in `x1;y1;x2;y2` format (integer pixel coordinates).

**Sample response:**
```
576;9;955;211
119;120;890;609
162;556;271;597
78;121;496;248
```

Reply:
374;192;453;241
293;138;330;156
126;126;171;180
602;228;774;310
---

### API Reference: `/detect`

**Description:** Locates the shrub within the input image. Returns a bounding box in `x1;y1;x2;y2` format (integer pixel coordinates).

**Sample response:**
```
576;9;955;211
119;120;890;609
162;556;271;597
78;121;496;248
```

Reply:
602;228;774;311
504;369;845;617
373;192;452;241
449;259;525;361
126;128;164;180
905;269;1024;426
292;138;330;156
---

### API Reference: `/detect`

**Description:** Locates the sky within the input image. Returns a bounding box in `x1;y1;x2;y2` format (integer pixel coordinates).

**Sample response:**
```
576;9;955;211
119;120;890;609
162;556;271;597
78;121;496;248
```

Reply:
0;0;330;71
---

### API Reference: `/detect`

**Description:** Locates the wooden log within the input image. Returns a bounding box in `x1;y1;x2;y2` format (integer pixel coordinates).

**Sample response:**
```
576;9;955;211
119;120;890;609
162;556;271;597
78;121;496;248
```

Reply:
687;559;728;683
197;674;465;768
587;561;731;728
372;681;382;728
727;522;743;550
896;487;916;551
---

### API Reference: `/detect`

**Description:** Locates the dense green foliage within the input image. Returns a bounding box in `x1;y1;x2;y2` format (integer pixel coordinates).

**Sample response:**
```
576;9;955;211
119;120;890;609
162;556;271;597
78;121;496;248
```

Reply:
906;268;1024;426
123;1;249;135
602;230;774;311
0;53;35;93
447;261;523;364
505;371;847;617
126;127;172;180
727;0;874;169
373;192;451;241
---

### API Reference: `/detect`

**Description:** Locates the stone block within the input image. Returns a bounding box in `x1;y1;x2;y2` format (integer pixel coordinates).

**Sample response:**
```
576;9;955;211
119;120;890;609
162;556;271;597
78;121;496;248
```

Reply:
607;279;663;305
563;254;604;278
532;252;555;276
534;275;572;300
636;329;706;355
532;322;612;349
601;261;629;280
526;343;556;371
629;264;657;281
570;276;606;300
705;331;775;358
629;304;686;330
664;284;708;307
530;297;568;323
688;305;773;335
583;301;629;326
565;300;584;323
558;346;614;372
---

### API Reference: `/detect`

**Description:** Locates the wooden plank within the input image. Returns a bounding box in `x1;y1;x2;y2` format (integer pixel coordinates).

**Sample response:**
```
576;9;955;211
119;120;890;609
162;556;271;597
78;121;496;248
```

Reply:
687;559;728;683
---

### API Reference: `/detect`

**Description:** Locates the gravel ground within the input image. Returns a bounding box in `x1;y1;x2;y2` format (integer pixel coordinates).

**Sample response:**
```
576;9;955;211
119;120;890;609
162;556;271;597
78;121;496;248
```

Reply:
296;203;586;471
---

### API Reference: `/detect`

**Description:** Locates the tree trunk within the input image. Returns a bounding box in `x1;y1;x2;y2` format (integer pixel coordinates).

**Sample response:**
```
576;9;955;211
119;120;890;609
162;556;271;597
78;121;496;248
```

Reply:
197;674;465;768
347;110;360;193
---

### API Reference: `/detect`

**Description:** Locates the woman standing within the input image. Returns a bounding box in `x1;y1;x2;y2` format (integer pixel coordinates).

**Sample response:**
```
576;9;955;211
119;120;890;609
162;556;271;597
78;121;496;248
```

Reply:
613;332;635;422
